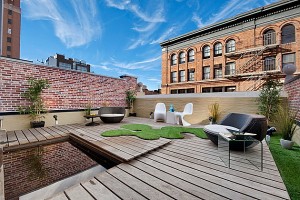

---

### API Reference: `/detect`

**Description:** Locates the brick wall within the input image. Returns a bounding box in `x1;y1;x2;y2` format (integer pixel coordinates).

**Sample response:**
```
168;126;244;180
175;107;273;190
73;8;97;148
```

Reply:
3;142;98;199
0;58;137;112
284;75;300;121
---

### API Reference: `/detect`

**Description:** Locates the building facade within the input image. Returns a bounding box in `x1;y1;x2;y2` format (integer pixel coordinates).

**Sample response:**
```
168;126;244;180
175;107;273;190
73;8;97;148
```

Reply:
46;53;91;72
160;0;300;94
0;0;20;58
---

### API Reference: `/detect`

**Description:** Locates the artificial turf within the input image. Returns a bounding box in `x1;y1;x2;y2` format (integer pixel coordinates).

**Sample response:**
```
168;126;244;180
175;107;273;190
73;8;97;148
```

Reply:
268;134;300;200
101;124;207;140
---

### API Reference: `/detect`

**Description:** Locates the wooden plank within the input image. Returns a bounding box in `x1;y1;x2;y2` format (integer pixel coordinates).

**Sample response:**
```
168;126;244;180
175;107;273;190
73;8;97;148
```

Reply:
81;178;120;200
48;192;69;200
0;131;7;147
117;163;201;200
40;127;61;138
147;152;289;200
64;184;94;200
14;130;29;145
95;172;147;200
28;129;47;141
92;141;133;161
98;139;141;157
6;131;19;146
21;129;38;143
31;128;54;140
107;167;173;200
46;126;68;137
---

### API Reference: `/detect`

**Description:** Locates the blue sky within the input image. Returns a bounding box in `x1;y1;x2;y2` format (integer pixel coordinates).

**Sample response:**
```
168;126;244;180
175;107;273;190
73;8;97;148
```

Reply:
21;0;278;90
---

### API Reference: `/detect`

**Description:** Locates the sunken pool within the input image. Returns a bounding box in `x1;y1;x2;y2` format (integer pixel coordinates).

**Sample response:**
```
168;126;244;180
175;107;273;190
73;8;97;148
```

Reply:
3;140;116;200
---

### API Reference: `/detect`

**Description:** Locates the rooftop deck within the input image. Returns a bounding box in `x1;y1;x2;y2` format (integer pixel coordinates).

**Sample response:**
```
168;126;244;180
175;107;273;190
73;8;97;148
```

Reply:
1;117;290;199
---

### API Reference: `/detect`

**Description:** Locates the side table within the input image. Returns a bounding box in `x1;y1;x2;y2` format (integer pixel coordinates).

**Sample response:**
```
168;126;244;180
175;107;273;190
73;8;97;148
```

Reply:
84;115;100;126
218;132;263;171
166;111;176;124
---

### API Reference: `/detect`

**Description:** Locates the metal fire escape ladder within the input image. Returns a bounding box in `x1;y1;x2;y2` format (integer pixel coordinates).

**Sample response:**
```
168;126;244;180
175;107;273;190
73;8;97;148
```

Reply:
245;72;268;91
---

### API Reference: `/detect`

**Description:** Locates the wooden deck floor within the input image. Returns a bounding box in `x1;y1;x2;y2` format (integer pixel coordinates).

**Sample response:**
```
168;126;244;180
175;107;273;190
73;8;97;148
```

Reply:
0;117;290;199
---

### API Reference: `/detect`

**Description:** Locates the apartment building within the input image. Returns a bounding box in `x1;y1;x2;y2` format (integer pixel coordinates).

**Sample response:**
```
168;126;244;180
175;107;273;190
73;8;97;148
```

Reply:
0;0;20;58
46;53;91;72
160;0;300;94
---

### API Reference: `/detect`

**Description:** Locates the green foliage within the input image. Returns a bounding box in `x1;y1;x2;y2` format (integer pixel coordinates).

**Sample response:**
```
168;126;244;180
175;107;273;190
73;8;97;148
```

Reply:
258;79;281;123
85;103;92;115
24;147;47;180
269;134;300;200
276;105;298;140
208;102;221;123
101;124;207;140
19;78;50;121
125;90;136;108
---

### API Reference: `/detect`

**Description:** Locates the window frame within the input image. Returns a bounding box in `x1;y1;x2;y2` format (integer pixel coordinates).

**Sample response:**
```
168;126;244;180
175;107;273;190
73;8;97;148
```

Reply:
264;56;276;71
179;52;185;64
263;29;276;45
171;54;177;66
226;39;236;53
214;42;222;56
179;70;185;82
202;66;210;80
203;45;210;58
171;71;177;83
188;49;195;62
281;24;296;44
282;53;295;69
214;64;223;79
188;68;195;81
225;62;236;75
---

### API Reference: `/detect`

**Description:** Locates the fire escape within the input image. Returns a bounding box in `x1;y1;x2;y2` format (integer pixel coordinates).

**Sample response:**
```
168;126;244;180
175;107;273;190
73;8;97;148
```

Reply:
224;31;288;91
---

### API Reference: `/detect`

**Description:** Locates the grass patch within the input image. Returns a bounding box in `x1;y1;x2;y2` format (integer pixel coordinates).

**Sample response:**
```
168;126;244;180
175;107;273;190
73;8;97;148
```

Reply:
269;134;300;200
101;124;207;140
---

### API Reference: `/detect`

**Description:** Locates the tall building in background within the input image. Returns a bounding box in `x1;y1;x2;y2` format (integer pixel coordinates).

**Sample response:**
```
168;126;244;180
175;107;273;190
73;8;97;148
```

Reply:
0;0;20;58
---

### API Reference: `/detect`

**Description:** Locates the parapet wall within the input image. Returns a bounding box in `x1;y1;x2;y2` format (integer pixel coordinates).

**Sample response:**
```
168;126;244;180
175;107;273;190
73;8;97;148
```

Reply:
0;57;137;112
284;75;300;122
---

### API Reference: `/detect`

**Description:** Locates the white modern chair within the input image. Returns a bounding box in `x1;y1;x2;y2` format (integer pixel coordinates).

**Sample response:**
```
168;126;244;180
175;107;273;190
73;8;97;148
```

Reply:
175;103;193;126
154;103;167;122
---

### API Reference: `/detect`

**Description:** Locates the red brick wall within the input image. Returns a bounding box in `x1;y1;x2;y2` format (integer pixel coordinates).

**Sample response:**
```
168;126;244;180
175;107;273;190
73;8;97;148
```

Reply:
284;75;300;121
3;142;98;200
0;58;137;112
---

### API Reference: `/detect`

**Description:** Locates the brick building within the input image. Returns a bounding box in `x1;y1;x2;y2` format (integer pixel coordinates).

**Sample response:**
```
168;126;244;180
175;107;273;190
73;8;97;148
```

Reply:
160;0;300;94
0;0;20;58
46;53;91;72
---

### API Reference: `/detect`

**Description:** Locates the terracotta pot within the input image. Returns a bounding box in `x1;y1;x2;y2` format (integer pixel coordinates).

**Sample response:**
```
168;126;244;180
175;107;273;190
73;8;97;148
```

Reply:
30;121;45;128
280;139;294;150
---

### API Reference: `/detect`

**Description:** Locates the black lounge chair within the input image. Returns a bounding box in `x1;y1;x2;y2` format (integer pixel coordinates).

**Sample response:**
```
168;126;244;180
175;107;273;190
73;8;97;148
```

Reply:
98;107;125;123
204;113;267;149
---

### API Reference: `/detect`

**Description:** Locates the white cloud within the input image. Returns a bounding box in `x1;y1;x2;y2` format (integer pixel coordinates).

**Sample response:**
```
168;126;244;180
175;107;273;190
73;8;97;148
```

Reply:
104;0;130;10
150;26;177;44
148;78;161;83
22;0;101;48
192;13;204;29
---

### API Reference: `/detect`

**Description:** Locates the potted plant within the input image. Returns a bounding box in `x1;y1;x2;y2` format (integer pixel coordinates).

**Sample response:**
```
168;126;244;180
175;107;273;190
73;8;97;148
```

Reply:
208;102;220;124
276;104;298;149
85;103;92;116
19;78;50;128
125;90;136;116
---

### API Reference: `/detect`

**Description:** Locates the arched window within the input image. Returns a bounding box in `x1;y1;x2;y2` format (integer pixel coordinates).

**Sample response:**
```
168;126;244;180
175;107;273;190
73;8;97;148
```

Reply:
203;45;210;58
263;29;276;45
171;54;177;65
179;52;185;64
214;42;222;56
281;24;295;44
188;49;195;62
226;39;235;53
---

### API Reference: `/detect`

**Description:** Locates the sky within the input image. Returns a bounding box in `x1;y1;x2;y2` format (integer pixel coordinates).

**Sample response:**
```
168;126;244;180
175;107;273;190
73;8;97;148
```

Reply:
21;0;278;90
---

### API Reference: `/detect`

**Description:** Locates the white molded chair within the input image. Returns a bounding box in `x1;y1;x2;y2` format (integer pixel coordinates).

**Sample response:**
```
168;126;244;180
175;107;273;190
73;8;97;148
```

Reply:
154;103;167;122
175;103;193;126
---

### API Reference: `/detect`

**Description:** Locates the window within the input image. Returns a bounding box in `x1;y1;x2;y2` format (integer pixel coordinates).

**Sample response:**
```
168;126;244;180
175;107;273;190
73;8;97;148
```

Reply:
58;62;72;69
263;29;276;45
171;54;177;65
264;56;276;71
188;68;195;81
203;66;210;79
179;52;185;64
81;67;87;72
213;87;223;92
7;55;11;58
281;24;295;44
225;62;236;75
171;88;195;94
8;10;12;15
282;53;295;69
214;42;222;56
171;71;177;83
186;88;195;93
171;90;178;94
203;45;210;58
202;87;211;93
179;70;185;82
214;64;222;79
7;46;11;51
226;39;235;53
7;37;11;43
7;28;11;34
8;19;12;24
188;49;195;62
225;86;236;92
